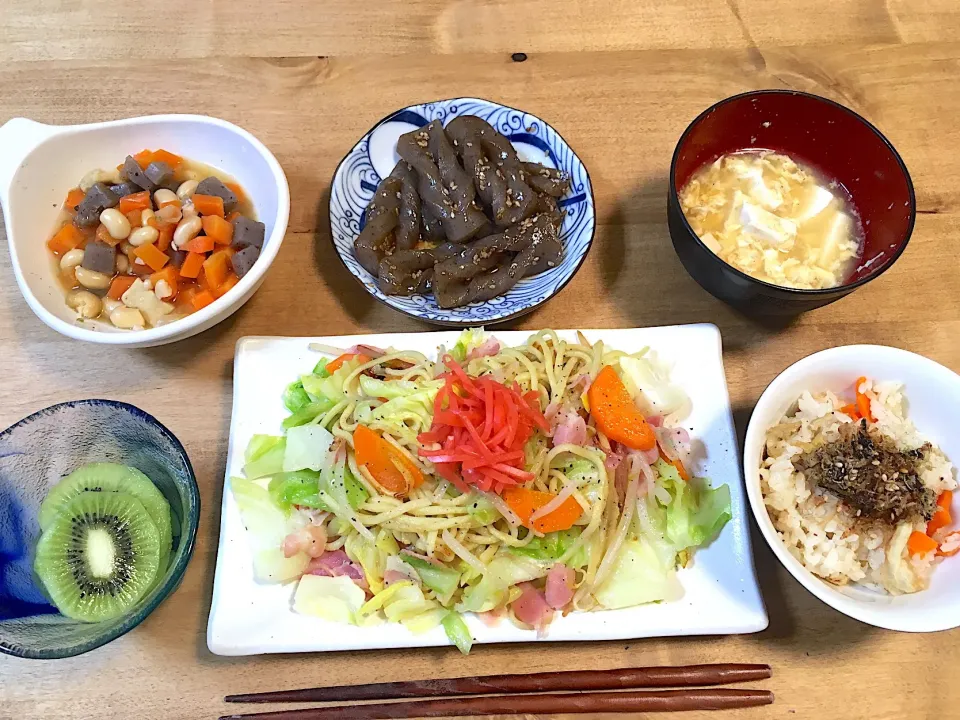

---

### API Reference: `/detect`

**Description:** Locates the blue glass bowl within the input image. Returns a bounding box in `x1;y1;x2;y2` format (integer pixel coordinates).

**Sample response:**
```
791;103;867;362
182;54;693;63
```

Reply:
0;400;199;658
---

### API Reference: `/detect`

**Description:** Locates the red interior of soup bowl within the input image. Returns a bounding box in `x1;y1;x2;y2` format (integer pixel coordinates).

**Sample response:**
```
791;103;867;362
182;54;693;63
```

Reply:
672;90;915;285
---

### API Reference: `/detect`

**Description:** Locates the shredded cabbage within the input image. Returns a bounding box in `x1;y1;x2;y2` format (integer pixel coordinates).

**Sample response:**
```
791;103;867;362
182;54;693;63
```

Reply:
450;329;487;363
294;574;366;624
619;353;690;421
442;612;473;655
243;435;286;480
402;554;461;599
654;459;731;551
230;476;309;583
283;424;334;472
593;534;683;609
509;528;588;568
457;555;546;613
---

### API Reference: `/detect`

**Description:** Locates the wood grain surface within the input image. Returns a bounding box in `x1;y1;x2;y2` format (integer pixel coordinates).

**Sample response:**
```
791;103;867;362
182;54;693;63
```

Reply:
1;2;958;718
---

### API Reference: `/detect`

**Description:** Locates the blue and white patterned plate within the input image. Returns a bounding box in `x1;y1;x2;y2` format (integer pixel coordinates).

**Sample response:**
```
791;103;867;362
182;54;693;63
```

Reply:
329;98;595;326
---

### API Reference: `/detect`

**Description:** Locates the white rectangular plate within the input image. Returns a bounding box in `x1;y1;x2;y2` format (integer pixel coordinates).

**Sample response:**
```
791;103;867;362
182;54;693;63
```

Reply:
208;324;768;656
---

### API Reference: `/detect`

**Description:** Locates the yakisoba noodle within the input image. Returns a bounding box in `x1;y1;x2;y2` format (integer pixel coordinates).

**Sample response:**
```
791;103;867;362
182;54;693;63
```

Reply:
232;329;732;646
315;332;655;606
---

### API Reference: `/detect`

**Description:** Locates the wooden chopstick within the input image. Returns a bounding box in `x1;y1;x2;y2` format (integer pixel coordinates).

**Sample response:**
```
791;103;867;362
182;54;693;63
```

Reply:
219;688;774;719
225;663;772;704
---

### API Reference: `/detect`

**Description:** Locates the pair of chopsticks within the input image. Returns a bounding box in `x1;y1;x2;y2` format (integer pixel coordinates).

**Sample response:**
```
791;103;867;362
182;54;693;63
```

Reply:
220;663;773;719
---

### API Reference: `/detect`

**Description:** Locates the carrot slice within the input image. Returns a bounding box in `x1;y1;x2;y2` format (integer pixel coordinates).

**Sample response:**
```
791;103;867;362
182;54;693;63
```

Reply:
354;425;424;496
156;222;175;251
64;188;85;210
225;182;247;207
587;365;656;451
927;490;953;536
133;149;154;168
192;194;224;217
326;353;371;374
658;450;690;481
118;191;151;214
150;149;183;170
855;376;875;423
149;265;179;297
202;215;234;245
178;251;206;279
132;242;169;272
212;272;239;299
47;224;85;254
191;288;216;311
501;487;582;533
180;234;215;254
202;249;232;289
908;531;938;557
107;275;137;300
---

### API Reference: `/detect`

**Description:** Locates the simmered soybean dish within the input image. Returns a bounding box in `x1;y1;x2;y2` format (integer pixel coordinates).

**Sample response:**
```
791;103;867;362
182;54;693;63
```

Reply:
680;150;864;290
34;463;174;622
46;149;266;330
354;116;572;308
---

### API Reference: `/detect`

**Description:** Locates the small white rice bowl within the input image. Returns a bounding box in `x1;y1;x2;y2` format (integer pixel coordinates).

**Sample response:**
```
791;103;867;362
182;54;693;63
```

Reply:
744;345;960;632
761;380;955;594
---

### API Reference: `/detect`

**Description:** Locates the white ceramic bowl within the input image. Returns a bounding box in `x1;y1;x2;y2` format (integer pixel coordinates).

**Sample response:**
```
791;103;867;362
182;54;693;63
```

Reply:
744;345;960;632
0;115;289;348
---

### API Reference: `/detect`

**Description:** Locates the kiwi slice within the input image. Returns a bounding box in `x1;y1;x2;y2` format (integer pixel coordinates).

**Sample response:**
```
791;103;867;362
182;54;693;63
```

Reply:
39;463;173;567
34;491;161;622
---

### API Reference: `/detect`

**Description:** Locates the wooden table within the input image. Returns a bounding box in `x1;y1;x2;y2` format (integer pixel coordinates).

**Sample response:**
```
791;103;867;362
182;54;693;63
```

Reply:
1;2;958;718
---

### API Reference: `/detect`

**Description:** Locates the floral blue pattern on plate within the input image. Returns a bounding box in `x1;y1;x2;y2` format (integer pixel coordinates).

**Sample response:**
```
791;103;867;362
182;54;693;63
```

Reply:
0;400;200;659
329;98;596;326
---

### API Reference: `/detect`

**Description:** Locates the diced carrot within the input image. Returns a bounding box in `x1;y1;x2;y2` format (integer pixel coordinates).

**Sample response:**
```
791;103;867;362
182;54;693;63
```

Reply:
326;353;372;374
212;272;239;298
855;376;875;423
501;487;583;533
196;268;209;290
133;149;154;168
107;275;137;300
125;209;143;228
225;182;246;207
118;191;151;214
178;251;206;279
149;265;179;295
156;223;174;251
132;242;169;272
150;149;183;170
354;425;424;496
177;284;198;309
192;194;224;217
64;187;85;210
191;289;216;311
180;234;215;254
47;224;84;254
202;249;232;289
908;531;938;557
145;214;160;229
202;215;234;245
839;404;860;420
225;210;241;223
928;490;953;536
94;223;122;247
587;365;657;451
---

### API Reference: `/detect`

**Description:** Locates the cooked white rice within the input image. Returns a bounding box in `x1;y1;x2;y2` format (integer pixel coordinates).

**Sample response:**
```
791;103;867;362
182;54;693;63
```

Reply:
760;379;956;594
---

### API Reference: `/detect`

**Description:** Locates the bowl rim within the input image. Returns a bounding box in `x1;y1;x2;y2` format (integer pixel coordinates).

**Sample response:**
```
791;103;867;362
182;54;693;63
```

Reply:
668;89;917;296
327;96;596;327
3;113;290;346
742;344;960;632
0;398;201;659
